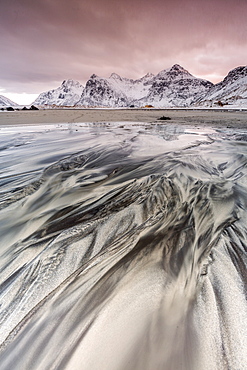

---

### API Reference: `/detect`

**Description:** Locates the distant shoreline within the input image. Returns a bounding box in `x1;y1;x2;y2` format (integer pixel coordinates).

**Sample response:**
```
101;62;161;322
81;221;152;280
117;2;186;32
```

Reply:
0;108;246;129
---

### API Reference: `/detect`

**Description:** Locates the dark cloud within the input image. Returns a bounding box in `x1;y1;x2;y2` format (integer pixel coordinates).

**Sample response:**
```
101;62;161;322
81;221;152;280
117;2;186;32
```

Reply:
0;0;247;95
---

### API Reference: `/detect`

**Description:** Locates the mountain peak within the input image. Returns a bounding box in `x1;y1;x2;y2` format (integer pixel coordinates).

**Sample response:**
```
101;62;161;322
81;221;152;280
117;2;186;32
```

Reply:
62;79;71;85
170;64;186;71
155;64;193;80
62;79;81;87
141;72;155;79
109;73;122;80
223;65;247;83
169;64;191;75
136;72;155;84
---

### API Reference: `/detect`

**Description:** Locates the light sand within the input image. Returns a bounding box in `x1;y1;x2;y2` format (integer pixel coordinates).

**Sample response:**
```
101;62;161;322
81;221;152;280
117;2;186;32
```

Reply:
0;108;246;128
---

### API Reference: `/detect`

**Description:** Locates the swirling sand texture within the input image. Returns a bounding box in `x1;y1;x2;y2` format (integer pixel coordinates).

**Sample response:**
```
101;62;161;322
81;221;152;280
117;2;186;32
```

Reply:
0;122;246;370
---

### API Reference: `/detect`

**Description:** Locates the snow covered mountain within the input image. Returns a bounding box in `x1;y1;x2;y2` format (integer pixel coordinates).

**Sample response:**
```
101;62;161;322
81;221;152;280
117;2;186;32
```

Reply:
30;64;247;108
193;66;247;107
0;95;18;107
77;72;155;107
135;64;213;108
77;65;213;108
33;80;84;106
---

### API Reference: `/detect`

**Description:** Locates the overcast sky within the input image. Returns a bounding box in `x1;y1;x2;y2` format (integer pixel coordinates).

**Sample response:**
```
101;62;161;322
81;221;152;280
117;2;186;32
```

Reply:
1;0;247;104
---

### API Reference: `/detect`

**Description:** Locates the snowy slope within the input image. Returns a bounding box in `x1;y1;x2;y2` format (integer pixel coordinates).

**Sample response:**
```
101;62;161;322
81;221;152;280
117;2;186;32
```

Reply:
33;80;84;106
0;95;19;107
193;66;247;107
77;72;155;107
134;64;213;108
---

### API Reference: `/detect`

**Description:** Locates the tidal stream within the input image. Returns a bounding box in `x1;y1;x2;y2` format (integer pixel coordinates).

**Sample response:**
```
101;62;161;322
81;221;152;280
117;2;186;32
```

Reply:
0;122;246;370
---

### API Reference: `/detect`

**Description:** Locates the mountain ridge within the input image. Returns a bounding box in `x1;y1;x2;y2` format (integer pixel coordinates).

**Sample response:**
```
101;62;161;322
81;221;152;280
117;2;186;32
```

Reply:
35;63;243;108
1;64;247;108
75;64;215;108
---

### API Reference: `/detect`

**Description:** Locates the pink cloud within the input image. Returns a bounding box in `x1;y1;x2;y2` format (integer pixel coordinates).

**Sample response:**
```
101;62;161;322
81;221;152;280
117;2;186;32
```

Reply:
0;0;246;93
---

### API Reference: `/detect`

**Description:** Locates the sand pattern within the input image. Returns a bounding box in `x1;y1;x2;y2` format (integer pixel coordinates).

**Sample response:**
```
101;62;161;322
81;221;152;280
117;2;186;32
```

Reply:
0;116;246;369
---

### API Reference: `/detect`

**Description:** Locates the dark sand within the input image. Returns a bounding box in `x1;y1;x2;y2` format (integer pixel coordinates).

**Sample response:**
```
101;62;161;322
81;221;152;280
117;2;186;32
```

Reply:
0;108;246;128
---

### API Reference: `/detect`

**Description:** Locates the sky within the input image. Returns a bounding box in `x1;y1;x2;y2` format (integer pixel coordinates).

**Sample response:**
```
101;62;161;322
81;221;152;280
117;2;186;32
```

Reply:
0;0;247;104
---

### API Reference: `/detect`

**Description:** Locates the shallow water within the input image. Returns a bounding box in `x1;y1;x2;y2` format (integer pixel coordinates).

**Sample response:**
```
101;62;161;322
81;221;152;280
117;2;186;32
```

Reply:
0;122;246;370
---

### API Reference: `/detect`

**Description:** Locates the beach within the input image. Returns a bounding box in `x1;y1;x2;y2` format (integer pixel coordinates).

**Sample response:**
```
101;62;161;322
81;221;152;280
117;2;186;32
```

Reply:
0;108;246;128
0;111;246;370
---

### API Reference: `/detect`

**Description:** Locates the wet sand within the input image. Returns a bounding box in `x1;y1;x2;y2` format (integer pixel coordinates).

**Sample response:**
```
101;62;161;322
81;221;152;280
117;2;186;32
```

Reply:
0;115;246;369
0;108;246;128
